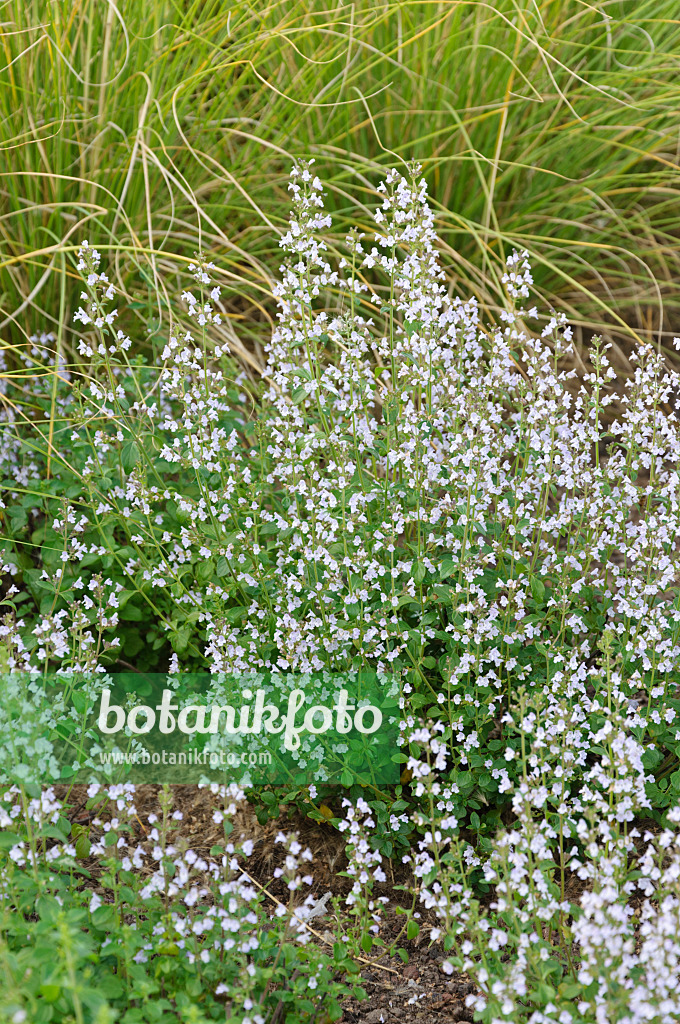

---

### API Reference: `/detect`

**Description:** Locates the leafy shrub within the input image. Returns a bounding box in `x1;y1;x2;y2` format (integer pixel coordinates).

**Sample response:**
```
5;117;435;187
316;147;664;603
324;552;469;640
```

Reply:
406;701;680;1023
3;160;680;1020
4;161;680;803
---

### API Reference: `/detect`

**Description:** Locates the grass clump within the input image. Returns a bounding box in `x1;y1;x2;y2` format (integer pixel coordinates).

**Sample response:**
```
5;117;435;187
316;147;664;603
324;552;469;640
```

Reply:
2;0;680;372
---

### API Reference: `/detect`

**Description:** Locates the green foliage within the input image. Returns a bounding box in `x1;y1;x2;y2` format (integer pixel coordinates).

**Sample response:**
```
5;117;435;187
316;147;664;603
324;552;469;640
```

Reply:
0;785;363;1024
3;135;680;1019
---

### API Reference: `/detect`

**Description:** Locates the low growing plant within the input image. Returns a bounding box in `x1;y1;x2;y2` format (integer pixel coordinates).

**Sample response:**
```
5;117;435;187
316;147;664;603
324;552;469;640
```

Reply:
2;159;680;1020
0;781;367;1024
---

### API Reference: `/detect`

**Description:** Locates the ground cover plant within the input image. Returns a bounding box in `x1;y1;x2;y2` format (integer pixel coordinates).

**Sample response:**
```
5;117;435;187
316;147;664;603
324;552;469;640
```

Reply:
2;161;680;1021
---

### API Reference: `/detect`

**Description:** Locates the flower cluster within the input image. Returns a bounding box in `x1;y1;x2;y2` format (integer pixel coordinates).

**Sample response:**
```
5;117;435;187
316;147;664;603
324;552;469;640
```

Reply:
0;780;362;1023
2;159;680;1021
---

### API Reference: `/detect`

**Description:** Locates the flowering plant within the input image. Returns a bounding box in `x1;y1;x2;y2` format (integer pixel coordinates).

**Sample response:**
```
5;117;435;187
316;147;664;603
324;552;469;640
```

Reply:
2;159;680;1020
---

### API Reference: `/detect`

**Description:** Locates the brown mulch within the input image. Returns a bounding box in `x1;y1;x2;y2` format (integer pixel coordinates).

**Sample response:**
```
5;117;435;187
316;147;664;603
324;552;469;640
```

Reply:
341;913;475;1024
52;784;478;1020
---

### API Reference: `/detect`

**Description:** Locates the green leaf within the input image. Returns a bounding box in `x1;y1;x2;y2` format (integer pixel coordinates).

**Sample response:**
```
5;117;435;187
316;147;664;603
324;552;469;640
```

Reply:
559;982;584;999
413;561;426;584
39;984;62;1003
439;557;457;579
196;558;215;584
530;576;545;602
121;440;140;472
72;691;89;715
121;602;144;621
75;834;92;859
92;905;116;928
36;895;61;923
170;623;192;654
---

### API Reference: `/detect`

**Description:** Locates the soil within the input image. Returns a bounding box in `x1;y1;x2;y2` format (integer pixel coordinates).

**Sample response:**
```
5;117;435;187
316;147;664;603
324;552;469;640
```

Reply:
339;920;476;1023
56;784;478;1020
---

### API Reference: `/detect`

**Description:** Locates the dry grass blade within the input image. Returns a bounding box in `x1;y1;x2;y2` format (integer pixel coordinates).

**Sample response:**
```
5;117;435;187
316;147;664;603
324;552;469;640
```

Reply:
0;0;678;380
